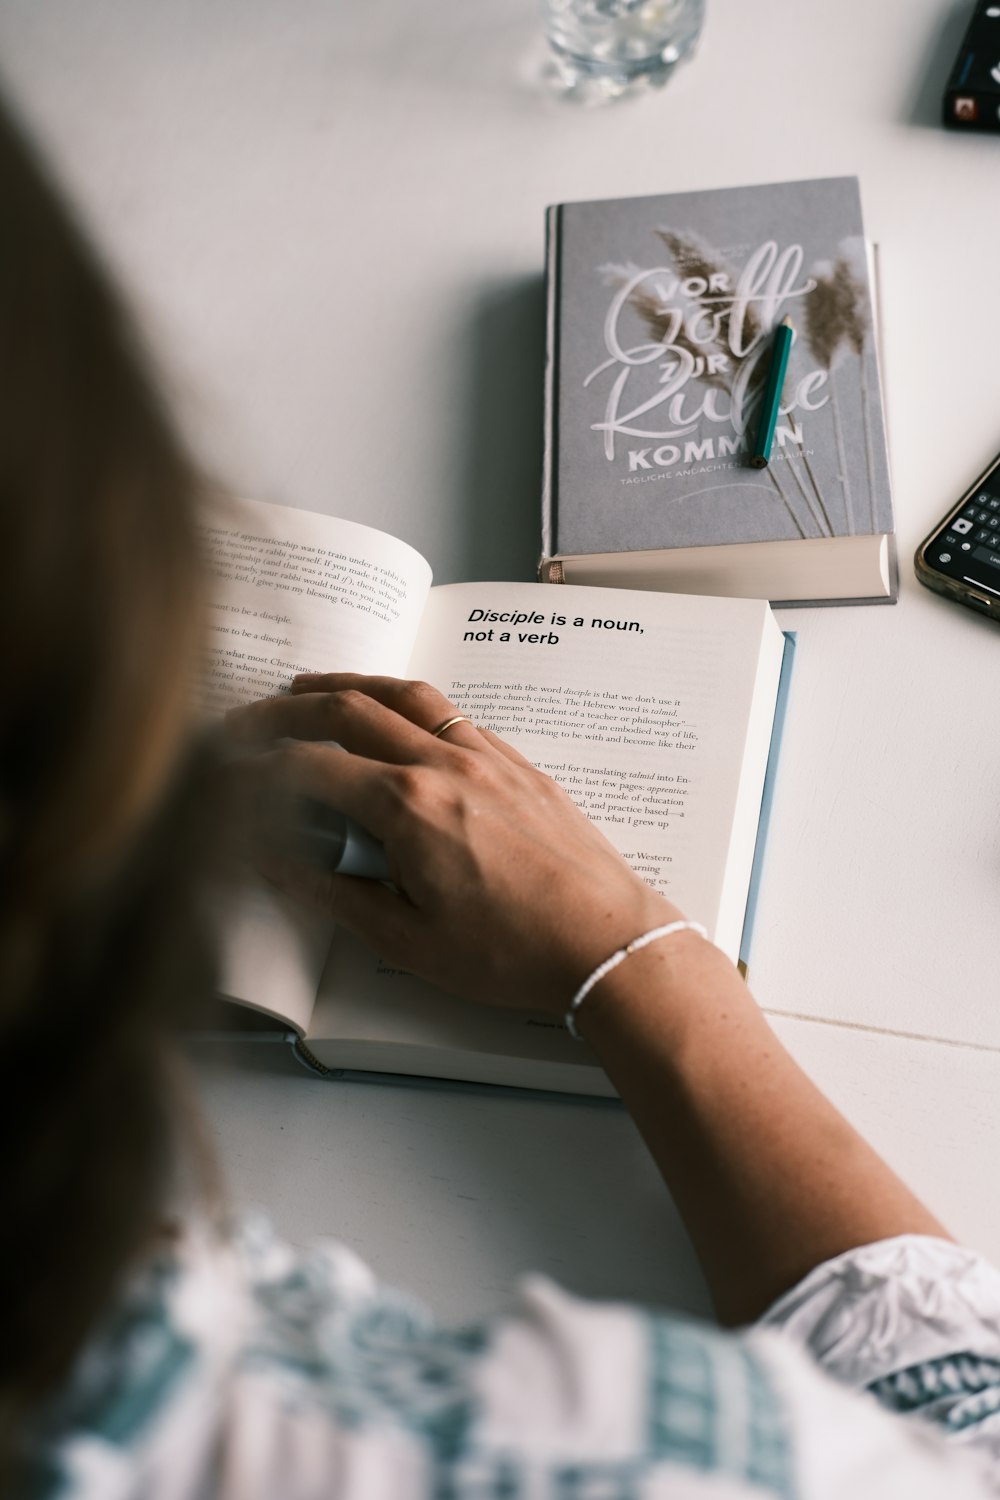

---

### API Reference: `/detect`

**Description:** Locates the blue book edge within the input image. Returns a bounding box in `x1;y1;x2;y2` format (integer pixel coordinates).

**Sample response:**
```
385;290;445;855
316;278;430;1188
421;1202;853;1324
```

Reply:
738;629;797;974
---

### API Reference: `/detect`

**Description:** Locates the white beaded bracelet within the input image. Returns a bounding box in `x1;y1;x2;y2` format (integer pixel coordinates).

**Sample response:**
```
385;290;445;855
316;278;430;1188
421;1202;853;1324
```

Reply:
564;919;708;1039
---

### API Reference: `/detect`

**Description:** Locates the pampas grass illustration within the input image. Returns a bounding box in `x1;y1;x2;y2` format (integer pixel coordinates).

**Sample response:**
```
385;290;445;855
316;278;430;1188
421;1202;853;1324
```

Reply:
621;274;733;398
600;234;817;540
804;250;875;535
832;255;878;531
779;424;831;538
655;230;764;353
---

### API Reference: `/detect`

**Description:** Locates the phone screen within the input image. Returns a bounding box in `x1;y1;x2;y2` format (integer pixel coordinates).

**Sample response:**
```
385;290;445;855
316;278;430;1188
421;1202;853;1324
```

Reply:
920;462;1000;602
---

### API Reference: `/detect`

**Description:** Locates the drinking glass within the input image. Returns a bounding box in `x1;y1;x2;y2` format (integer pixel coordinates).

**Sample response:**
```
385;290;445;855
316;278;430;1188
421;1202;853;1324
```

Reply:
543;0;705;100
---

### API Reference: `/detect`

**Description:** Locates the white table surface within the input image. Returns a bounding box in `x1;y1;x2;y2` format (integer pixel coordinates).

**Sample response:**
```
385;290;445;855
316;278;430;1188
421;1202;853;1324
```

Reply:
6;0;1000;1323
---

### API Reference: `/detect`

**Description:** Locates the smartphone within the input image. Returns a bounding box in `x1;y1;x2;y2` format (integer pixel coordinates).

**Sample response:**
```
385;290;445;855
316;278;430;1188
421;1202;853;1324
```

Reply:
914;449;1000;619
943;0;1000;133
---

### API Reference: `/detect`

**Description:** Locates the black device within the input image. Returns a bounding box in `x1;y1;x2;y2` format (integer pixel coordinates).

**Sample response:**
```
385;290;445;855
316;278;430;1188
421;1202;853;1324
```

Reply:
943;0;1000;131
914;448;1000;618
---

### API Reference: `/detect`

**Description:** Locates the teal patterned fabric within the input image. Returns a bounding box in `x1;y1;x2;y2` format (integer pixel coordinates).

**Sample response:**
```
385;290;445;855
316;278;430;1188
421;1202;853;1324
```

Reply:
869;1355;1000;1433
647;1319;793;1494
240;1231;797;1497
14;1260;193;1498
245;1250;487;1452
13;1223;1000;1500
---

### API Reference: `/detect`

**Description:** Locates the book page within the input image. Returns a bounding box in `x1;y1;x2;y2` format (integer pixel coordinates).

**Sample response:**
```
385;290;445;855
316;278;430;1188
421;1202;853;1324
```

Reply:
199;497;432;1032
409;582;785;954
310;582;784;1064
309;935;615;1094
215;886;327;1037
198;496;433;714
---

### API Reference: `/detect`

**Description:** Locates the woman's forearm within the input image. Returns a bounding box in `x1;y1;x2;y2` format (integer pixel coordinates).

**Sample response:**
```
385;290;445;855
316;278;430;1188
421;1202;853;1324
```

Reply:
576;930;950;1325
232;674;951;1328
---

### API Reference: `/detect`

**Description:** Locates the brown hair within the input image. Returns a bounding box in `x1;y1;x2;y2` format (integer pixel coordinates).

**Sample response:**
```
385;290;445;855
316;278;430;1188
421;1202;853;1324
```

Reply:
0;92;222;1451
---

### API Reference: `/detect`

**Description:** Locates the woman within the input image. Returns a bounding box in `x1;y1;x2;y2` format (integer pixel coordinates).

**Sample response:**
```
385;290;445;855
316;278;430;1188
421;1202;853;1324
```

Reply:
2;91;999;1498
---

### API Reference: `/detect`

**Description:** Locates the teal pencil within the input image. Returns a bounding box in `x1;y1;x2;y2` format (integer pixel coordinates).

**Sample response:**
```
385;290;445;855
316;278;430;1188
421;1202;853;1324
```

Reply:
749;316;795;469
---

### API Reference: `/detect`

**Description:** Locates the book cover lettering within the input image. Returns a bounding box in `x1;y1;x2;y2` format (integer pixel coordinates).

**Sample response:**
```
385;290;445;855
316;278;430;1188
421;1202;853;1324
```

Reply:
548;178;893;559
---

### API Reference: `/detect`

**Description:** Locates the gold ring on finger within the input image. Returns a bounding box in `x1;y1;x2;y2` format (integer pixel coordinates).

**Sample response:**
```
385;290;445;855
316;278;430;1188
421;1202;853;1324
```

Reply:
430;714;474;739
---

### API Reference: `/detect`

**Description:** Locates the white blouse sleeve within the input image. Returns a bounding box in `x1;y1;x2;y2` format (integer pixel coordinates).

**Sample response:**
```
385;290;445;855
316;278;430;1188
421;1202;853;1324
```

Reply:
758;1234;1000;1469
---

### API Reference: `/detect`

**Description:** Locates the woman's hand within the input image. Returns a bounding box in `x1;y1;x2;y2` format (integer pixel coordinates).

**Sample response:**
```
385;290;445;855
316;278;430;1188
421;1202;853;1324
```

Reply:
226;672;681;1016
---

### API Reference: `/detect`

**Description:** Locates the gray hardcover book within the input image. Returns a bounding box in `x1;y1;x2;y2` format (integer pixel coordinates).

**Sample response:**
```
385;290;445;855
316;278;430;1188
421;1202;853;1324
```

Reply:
542;177;897;606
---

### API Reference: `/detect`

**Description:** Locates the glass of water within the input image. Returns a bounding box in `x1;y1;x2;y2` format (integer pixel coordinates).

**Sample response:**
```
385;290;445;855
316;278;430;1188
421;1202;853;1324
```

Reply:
543;0;705;100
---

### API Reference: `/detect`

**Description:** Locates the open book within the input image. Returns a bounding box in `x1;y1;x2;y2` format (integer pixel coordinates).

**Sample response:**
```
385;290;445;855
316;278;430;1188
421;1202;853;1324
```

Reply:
202;497;792;1097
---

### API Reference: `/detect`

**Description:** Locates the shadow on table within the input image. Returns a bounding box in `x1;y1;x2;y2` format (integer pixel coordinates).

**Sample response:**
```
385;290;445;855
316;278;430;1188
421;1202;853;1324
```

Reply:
452;276;546;586
416;1082;716;1321
906;0;975;128
189;1036;714;1322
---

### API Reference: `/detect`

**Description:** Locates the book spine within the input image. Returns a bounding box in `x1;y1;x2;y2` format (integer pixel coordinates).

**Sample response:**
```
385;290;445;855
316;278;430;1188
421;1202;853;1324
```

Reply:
540;204;561;566
291;1037;338;1077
